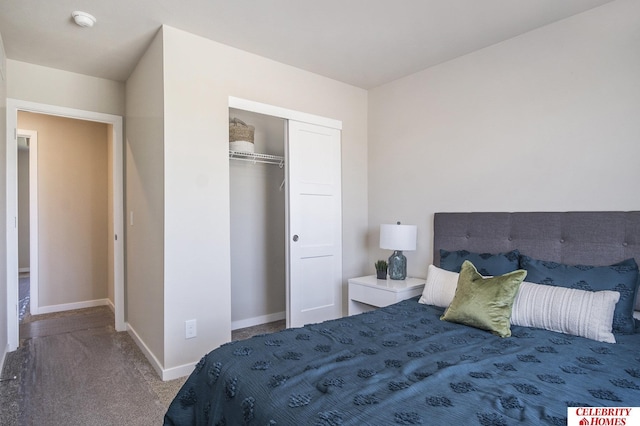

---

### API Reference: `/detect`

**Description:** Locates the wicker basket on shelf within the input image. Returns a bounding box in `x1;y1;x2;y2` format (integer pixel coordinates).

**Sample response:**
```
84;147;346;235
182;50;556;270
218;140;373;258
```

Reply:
229;117;255;153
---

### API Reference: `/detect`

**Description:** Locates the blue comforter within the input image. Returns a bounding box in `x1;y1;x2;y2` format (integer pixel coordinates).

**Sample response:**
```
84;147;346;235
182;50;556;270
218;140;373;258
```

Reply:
164;299;640;425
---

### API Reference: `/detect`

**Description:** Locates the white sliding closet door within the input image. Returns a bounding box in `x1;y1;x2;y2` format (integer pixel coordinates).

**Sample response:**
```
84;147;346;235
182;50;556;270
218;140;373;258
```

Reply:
287;120;342;328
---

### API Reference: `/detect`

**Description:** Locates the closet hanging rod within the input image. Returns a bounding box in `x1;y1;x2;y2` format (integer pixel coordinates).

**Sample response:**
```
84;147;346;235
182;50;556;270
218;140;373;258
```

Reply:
229;150;284;168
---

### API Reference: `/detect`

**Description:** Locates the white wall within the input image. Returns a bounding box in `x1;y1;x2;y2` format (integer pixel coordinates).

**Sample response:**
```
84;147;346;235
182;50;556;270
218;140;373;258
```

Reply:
125;30;165;367
368;0;640;278
7;61;125;116
229;109;286;328
160;25;368;374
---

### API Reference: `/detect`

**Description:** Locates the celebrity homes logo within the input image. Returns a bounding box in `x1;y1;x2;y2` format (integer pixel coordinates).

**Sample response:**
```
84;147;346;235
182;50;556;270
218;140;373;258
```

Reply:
568;407;640;426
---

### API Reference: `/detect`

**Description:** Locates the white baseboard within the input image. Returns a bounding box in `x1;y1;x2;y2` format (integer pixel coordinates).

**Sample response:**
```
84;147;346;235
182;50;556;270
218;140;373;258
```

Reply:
162;361;198;381
126;323;196;382
106;299;115;313
126;324;164;379
36;298;110;315
18;267;30;273
126;311;287;382
232;311;285;330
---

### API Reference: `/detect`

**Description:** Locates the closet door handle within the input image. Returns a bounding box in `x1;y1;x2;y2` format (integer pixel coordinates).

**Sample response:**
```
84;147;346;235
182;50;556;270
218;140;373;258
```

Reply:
293;235;299;242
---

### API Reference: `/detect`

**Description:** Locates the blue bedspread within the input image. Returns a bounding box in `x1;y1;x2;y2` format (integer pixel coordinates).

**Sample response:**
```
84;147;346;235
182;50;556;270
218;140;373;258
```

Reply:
164;299;640;425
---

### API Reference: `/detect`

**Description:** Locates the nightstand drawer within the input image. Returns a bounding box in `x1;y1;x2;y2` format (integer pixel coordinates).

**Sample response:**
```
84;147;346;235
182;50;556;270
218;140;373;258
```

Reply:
347;276;426;315
349;282;399;307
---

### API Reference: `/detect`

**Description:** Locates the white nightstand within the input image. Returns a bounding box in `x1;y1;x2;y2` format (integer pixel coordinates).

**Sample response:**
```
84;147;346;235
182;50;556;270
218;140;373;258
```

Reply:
348;275;426;315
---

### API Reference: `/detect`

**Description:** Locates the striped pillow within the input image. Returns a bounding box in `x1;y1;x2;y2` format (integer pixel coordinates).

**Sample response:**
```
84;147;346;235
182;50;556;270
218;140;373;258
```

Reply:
511;281;619;343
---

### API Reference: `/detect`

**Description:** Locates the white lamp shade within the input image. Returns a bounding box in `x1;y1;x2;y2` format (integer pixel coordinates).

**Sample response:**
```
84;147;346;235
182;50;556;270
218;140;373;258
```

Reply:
380;224;417;251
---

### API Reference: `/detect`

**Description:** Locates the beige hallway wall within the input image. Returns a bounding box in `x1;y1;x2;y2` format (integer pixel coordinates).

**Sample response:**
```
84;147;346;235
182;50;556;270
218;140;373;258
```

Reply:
18;147;29;270
18;111;110;308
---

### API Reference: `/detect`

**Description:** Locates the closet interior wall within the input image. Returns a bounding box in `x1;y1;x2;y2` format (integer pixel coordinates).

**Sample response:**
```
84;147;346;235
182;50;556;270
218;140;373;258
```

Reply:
229;108;286;329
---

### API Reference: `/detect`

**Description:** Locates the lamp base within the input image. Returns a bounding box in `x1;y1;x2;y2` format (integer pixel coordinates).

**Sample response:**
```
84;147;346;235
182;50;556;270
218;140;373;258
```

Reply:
388;250;407;280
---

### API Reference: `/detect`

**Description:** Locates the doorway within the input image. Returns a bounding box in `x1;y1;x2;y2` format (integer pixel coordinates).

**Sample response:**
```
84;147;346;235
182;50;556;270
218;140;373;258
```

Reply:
229;108;286;330
16;129;36;321
18;112;113;318
6;99;125;352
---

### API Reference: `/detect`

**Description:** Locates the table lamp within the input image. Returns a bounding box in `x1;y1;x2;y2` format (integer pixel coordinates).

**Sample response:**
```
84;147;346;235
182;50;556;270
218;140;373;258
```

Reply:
380;222;417;280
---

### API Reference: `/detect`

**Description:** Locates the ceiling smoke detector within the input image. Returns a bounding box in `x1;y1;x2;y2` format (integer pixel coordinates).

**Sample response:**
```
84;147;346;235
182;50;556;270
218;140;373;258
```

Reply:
71;11;96;28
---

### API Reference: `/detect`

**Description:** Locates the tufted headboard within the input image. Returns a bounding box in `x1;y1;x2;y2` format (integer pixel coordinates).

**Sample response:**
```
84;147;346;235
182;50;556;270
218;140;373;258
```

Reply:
433;211;640;268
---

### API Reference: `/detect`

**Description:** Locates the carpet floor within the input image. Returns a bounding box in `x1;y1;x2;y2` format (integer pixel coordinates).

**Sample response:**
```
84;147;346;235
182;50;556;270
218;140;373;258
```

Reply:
1;306;187;426
0;305;285;425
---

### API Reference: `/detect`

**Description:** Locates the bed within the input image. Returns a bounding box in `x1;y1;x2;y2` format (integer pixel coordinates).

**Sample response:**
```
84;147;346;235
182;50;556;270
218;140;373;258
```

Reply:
165;211;640;425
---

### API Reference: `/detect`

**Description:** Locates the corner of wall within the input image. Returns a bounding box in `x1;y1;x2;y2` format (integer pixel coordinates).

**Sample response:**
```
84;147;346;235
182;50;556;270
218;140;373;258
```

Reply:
124;24;166;369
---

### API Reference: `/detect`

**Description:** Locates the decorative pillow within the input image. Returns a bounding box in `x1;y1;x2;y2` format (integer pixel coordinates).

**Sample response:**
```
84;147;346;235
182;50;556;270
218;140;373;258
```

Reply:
418;265;459;308
440;249;520;276
511;281;619;343
441;261;527;337
519;255;639;334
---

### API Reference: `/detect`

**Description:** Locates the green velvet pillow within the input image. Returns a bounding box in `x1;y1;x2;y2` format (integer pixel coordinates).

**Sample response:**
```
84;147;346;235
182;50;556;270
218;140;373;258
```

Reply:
441;260;527;337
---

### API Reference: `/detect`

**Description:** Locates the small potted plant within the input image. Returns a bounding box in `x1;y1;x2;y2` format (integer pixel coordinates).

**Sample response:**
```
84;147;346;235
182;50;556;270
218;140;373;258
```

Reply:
375;260;388;280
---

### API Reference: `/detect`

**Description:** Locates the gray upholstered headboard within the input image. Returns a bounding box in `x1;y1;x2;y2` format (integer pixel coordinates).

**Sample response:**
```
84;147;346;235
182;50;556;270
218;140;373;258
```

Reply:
433;211;640;267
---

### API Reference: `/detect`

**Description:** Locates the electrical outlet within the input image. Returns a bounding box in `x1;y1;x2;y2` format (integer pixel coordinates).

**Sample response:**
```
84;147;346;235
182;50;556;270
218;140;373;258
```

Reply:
185;319;197;339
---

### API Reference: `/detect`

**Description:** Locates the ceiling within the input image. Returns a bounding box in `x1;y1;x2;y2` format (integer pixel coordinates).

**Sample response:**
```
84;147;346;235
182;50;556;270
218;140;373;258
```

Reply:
0;0;614;89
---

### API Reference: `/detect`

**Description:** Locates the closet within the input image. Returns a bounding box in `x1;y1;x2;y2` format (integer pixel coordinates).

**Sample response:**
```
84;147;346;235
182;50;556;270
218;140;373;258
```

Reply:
229;98;343;329
229;108;286;330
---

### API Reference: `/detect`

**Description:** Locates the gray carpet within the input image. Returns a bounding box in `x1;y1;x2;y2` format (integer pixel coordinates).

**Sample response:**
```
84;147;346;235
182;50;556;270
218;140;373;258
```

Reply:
1;307;186;426
0;305;286;426
18;276;30;322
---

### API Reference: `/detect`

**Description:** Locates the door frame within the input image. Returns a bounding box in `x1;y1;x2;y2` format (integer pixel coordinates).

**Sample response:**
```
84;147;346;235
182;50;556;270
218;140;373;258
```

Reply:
6;99;125;351
229;97;341;130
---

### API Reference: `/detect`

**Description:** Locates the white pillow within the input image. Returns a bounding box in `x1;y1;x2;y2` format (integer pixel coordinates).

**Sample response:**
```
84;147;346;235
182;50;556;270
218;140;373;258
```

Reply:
418;265;459;308
511;281;620;344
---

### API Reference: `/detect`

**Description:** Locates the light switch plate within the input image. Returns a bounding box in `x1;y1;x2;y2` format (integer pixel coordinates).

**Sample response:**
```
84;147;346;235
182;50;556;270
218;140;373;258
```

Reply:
185;319;197;339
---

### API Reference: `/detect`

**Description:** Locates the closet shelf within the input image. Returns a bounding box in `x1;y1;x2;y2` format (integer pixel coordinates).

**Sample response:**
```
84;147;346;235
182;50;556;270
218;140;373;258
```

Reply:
229;150;284;167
